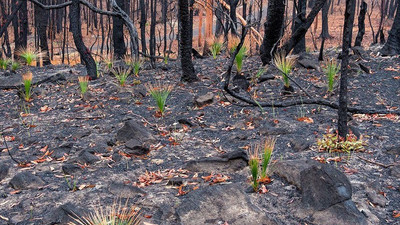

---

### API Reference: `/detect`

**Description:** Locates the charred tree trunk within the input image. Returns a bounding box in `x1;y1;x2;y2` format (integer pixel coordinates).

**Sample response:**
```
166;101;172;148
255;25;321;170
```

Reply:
178;0;198;82
113;0;126;59
293;0;307;54
354;1;367;46
215;1;224;36
338;0;356;138
389;0;397;18
260;0;285;64
19;0;28;50
149;0;156;66
279;0;327;55
70;0;97;79
320;0;332;38
380;1;400;55
229;0;239;34
139;0;147;54
34;0;51;65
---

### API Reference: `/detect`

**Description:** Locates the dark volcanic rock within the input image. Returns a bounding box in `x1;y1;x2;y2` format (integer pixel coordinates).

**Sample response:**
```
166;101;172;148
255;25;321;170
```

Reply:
366;188;388;207
300;163;352;211
125;139;150;155
194;92;214;107
116;119;156;144
77;150;100;164
176;184;276;225
272;159;318;188
53;142;74;159
298;58;320;70
290;139;311;152
184;150;248;173
9;172;45;190
108;182;146;198
62;164;83;175
44;203;87;225
0;163;9;181
311;200;367;225
232;74;250;92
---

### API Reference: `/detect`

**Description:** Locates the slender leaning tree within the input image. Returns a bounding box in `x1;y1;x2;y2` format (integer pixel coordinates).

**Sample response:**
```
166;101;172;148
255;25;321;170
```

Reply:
178;0;198;82
380;0;400;55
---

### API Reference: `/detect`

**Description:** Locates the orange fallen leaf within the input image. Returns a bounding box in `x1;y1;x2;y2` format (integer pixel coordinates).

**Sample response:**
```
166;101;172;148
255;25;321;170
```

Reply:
202;174;213;182
393;76;400;79
177;185;188;196
39;145;48;152
297;117;314;124
40;105;52;112
393;210;400;218
4;136;15;142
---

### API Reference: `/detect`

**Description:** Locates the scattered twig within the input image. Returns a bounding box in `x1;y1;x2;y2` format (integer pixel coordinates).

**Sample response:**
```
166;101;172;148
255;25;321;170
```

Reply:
357;156;397;168
0;214;9;222
1;126;21;165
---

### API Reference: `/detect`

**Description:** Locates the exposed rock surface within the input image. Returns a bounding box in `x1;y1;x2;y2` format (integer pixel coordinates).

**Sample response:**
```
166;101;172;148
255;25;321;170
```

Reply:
194;92;214;107
184;150;248;173
9;172;45;190
176;184;277;225
0;163;8;181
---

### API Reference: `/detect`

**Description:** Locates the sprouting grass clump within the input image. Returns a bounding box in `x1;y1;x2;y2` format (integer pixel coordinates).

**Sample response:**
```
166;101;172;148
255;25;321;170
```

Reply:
132;60;142;77
17;47;42;66
69;200;141;225
323;58;340;92
248;146;259;192
0;58;10;70
22;72;33;101
145;82;173;117
104;56;114;71
209;36;223;59
317;128;366;154
235;46;247;73
111;66;131;86
227;34;240;54
11;61;20;72
273;52;295;88
78;76;89;95
260;137;276;181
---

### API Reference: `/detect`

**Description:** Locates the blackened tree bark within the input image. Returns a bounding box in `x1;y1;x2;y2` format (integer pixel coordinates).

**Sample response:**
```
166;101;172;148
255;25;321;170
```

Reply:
354;1;367;46
380;1;400;55
320;0;332;38
113;0;126;59
215;1;224;36
279;0;327;55
149;0;156;66
260;0;285;64
178;0;198;82
293;0;307;54
19;0;28;49
139;0;147;54
389;0;397;18
229;0;240;34
70;0;97;79
34;0;51;65
338;0;356;138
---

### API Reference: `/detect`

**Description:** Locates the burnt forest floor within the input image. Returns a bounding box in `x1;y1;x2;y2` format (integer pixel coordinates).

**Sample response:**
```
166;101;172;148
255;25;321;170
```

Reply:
0;46;399;225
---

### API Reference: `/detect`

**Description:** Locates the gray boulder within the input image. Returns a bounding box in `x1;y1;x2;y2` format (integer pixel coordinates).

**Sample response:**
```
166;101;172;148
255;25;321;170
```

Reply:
9;172;45;190
176;184;276;225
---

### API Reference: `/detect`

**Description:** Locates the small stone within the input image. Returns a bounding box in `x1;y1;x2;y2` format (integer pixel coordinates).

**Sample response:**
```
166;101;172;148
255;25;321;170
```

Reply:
116;119;156;143
366;189;388;207
167;177;183;186
125;139;150;155
77;150;100;164
112;152;122;162
0;163;9;181
298;59;320;70
194;92;214;107
9;172;45;190
290;139;311;152
108;182;146;198
62;164;82;175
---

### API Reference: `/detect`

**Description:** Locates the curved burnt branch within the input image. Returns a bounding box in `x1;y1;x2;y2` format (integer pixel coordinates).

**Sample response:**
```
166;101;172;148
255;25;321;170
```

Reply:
224;25;400;116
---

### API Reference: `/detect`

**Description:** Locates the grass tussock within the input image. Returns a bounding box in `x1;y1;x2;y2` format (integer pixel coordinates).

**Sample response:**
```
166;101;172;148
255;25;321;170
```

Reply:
69;201;141;225
145;82;174;117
